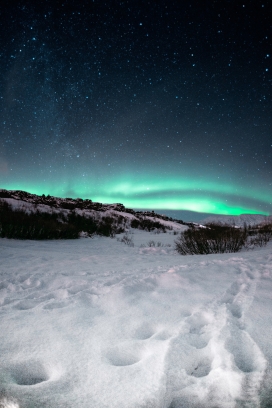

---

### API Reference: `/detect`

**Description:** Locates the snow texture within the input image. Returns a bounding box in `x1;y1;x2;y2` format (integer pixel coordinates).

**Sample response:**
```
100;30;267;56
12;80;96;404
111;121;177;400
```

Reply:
0;230;272;407
202;213;272;227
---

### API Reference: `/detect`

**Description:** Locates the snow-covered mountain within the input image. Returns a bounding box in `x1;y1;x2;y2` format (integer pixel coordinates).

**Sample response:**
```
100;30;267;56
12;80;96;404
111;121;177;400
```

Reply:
201;213;272;227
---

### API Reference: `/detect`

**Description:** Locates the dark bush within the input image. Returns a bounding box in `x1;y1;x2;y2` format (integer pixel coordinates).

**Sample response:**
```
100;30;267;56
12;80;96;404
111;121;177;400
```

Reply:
131;219;141;229
0;201;78;239
0;198;129;240
67;211;97;235
175;223;248;255
96;216;115;237
259;223;272;237
67;212;125;237
131;217;166;232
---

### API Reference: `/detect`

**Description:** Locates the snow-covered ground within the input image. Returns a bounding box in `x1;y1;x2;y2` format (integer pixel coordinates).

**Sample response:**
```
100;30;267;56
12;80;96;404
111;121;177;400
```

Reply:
0;229;272;408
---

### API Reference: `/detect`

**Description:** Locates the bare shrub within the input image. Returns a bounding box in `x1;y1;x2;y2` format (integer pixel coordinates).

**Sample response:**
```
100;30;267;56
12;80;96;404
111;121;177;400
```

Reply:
145;241;170;248
120;233;134;247
248;234;269;248
244;222;272;249
175;223;248;255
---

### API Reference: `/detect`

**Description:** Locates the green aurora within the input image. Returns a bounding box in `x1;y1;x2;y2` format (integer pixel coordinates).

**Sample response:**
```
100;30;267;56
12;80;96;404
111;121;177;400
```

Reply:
2;176;270;216
1;2;272;222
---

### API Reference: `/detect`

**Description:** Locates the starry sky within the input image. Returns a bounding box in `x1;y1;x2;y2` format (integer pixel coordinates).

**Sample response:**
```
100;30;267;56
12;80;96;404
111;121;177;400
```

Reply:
0;0;271;220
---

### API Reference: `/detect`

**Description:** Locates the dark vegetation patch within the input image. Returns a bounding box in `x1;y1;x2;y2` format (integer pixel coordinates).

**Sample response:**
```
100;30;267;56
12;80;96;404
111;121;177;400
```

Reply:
0;201;125;240
131;217;167;232
0;189;187;223
0;189;188;240
175;222;272;255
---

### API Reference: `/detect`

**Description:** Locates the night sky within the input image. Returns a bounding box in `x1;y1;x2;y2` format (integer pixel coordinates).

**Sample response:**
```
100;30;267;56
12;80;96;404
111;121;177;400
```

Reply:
1;0;272;219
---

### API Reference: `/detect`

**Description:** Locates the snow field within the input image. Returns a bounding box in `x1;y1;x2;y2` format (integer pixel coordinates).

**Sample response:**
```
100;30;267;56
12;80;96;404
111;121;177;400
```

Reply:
0;230;272;407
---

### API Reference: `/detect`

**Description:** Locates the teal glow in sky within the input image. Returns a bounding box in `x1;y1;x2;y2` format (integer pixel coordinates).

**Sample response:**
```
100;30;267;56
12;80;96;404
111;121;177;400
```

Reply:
1;174;270;216
0;1;271;219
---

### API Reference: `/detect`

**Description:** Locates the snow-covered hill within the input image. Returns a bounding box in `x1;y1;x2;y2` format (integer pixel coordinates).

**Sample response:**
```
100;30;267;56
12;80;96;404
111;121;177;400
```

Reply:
0;189;188;233
2;189;270;230
202;213;272;227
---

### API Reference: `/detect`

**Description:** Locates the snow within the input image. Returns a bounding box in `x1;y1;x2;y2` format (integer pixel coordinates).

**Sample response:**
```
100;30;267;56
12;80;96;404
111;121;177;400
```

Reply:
0;230;272;407
202;213;272;227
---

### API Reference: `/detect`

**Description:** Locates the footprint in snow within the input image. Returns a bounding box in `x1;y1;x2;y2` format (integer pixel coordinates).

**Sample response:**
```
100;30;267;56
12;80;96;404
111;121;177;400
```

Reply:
2;361;49;386
163;270;266;407
133;323;156;340
105;343;146;367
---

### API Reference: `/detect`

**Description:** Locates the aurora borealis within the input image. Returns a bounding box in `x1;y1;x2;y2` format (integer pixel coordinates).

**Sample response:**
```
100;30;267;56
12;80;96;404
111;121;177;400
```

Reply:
1;1;271;219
